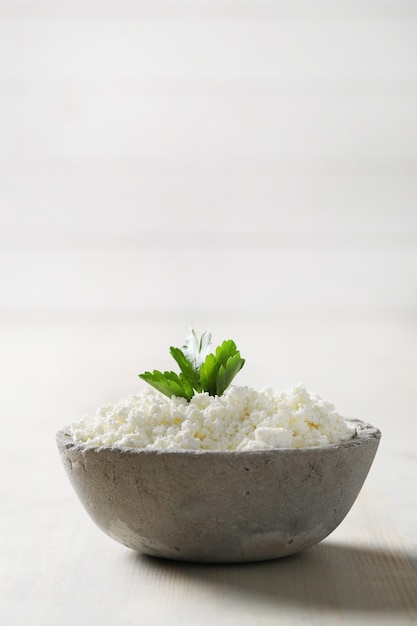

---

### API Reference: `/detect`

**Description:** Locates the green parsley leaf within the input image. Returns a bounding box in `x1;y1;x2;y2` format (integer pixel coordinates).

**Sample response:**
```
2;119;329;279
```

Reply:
138;370;194;401
199;340;245;396
139;329;245;401
169;346;202;392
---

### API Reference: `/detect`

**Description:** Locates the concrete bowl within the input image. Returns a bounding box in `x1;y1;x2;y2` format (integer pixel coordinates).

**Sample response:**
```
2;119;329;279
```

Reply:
56;419;380;563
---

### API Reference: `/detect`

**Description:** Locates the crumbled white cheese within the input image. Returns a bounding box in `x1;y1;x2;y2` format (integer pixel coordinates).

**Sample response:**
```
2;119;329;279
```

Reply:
69;384;354;451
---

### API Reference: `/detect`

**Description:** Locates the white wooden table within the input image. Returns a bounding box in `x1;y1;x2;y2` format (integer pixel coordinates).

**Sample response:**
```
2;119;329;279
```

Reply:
1;317;416;625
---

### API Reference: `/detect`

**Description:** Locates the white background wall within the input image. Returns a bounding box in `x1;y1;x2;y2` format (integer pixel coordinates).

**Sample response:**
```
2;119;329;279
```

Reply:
0;0;416;438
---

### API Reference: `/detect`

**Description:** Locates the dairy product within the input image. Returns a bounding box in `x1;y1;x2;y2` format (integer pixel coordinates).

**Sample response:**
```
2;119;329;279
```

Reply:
69;384;354;451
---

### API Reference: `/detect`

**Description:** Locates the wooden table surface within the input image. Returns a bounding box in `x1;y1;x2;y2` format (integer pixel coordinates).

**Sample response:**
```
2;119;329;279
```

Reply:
1;317;416;626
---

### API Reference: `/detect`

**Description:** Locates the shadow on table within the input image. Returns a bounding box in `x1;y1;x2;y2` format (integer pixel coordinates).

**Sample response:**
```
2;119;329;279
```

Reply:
133;541;417;614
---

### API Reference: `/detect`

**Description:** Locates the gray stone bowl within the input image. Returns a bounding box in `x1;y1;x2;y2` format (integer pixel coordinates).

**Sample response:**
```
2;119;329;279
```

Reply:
56;419;380;563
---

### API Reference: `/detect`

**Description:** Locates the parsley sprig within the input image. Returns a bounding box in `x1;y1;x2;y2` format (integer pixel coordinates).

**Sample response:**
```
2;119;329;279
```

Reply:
139;329;245;401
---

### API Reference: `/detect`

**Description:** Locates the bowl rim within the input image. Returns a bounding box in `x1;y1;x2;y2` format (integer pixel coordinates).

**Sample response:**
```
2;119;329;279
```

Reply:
56;418;381;457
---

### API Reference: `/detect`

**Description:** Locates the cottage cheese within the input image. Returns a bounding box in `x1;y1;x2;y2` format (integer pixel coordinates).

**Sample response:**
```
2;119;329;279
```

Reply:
69;384;354;451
